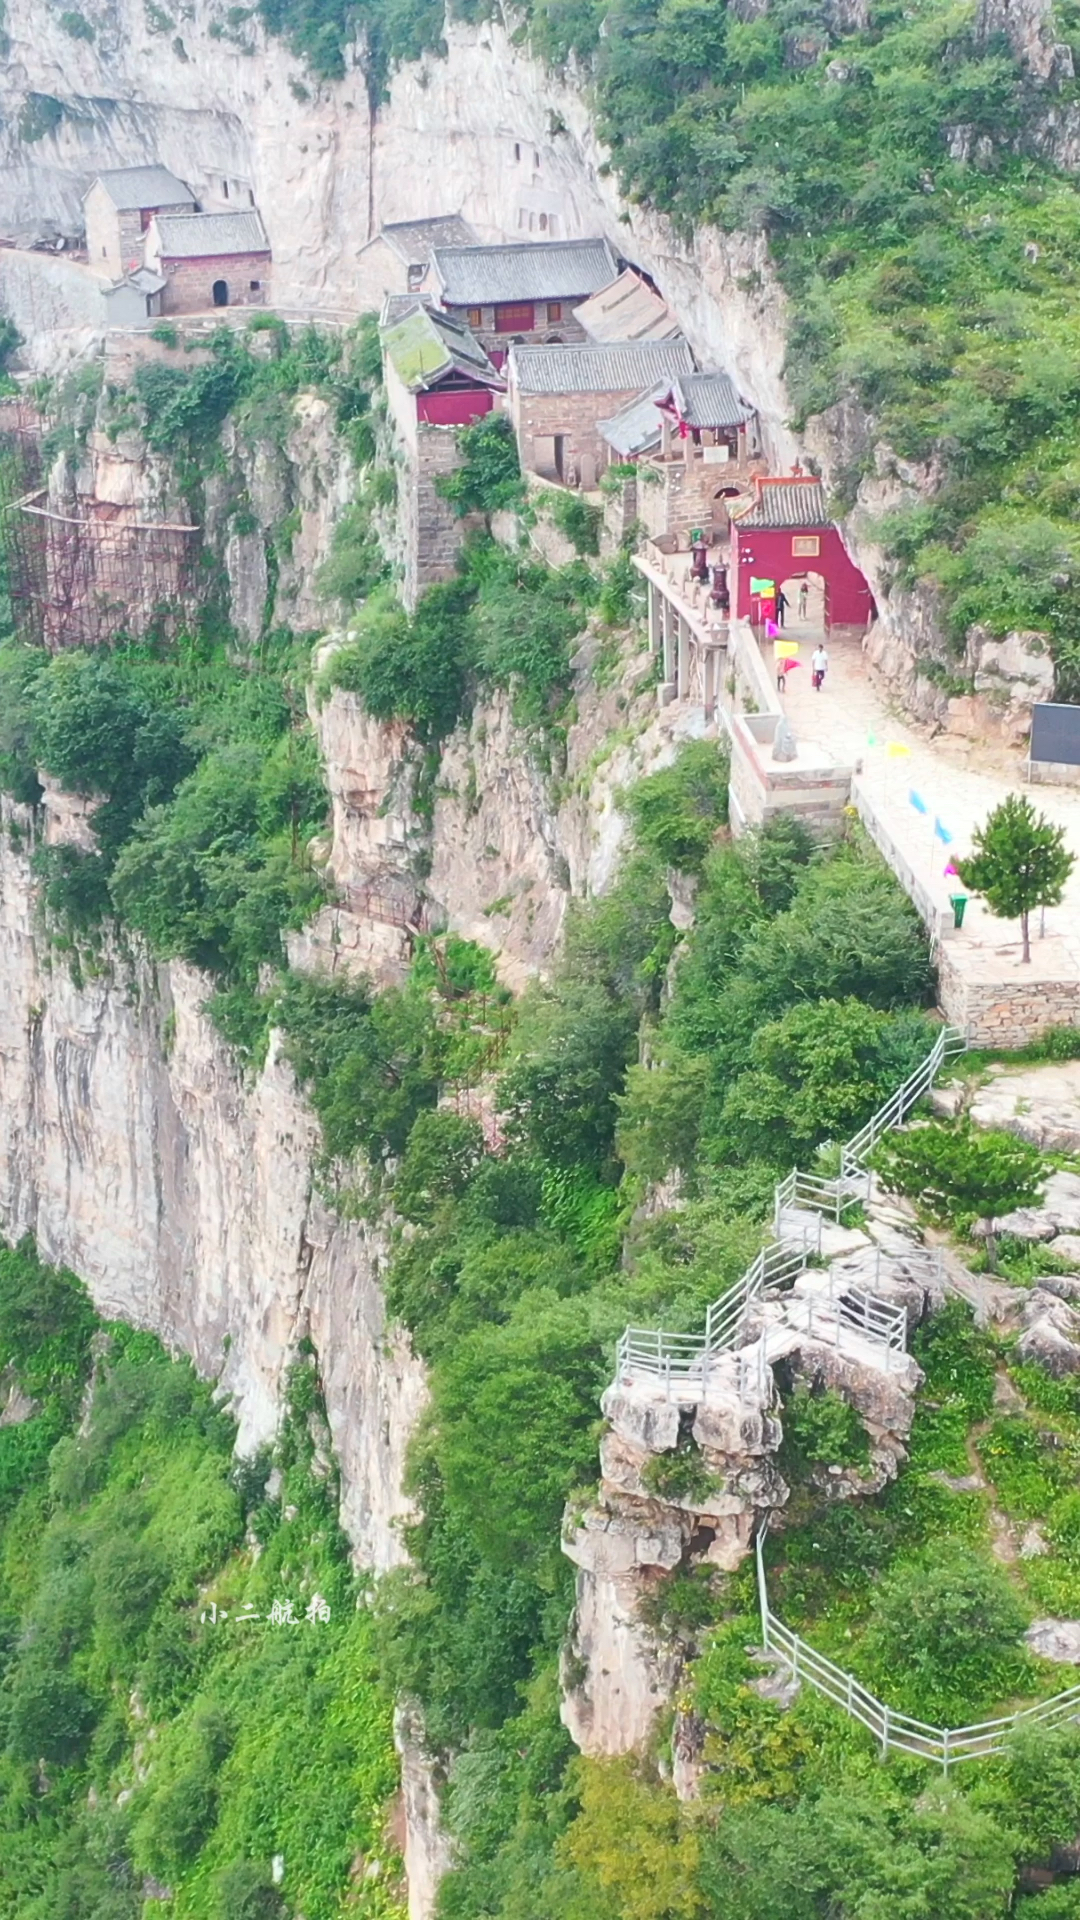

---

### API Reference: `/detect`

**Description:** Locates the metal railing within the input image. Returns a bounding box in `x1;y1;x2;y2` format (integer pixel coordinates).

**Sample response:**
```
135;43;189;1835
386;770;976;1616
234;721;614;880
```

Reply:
841;1024;967;1181
784;1283;908;1368
755;1526;1080;1768
613;1025;966;1389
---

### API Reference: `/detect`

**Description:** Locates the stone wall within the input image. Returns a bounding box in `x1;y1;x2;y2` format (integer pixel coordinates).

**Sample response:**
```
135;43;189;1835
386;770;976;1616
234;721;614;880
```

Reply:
160;252;270;313
512;382;644;488
938;939;1080;1047
637;452;749;546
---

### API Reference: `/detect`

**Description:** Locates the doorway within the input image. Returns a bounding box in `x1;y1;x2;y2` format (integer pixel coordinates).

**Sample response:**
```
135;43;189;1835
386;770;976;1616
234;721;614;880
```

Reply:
780;570;828;636
212;279;229;307
711;484;741;538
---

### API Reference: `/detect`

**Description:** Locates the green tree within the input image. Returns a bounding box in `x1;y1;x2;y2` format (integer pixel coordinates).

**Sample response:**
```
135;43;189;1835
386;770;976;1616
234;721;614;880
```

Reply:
957;794;1075;964
393;1110;486;1223
874;1119;1045;1231
717;999;932;1165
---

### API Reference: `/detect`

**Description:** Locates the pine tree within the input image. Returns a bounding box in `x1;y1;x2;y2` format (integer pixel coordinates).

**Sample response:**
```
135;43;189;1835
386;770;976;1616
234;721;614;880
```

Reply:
957;793;1074;963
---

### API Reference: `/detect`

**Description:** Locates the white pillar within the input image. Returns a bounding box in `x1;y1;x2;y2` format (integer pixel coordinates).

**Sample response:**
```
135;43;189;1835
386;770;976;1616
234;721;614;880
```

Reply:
677;616;690;702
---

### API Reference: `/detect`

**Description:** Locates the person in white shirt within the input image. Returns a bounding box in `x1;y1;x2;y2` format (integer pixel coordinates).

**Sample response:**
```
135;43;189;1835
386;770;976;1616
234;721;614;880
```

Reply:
811;644;828;691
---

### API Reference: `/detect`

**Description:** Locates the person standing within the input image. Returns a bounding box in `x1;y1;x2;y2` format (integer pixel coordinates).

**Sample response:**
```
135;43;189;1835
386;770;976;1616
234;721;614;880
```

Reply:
776;587;789;628
811;642;828;691
798;579;809;620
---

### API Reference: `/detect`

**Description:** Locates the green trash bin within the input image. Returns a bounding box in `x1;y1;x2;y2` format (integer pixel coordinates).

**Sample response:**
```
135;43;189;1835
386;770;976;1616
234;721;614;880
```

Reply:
949;894;968;929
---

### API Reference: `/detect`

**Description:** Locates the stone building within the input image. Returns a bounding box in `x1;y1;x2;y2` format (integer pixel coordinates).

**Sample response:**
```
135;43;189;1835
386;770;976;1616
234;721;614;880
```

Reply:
429;237;620;354
83;166;195;281
144;210;271;314
602;370;763;546
381;304;505;608
356;214;478;314
507;337;694;489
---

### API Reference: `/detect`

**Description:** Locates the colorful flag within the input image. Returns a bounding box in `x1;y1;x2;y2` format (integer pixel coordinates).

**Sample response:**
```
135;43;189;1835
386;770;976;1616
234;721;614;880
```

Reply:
934;818;953;845
750;577;775;595
773;640;799;658
765;618;779;638
886;741;911;760
909;789;928;814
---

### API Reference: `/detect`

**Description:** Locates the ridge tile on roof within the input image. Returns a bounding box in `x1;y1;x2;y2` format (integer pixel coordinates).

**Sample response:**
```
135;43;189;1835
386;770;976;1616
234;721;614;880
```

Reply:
732;479;832;529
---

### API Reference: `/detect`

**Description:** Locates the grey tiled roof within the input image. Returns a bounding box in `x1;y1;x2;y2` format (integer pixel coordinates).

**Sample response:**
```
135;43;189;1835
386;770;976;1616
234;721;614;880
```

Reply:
510;337;693;395
671;371;750;429
152;210;270;259
379;214;478;263
89;166;194;211
598;384;667;456
432;238;619;305
733;480;832;529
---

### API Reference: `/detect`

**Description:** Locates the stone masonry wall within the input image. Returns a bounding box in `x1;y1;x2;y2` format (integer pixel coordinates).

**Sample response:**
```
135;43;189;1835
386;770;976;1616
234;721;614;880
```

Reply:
938;942;1080;1047
160;252;270;313
513;383;644;487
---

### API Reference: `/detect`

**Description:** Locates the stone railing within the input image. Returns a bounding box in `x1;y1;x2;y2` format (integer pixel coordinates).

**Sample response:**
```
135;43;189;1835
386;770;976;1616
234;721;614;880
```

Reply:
755;1526;1080;1769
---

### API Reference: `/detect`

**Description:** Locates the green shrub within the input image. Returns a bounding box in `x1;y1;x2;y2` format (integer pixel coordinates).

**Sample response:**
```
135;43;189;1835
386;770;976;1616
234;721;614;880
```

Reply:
779;1382;870;1482
437;413;524;518
549;489;601;556
640;1440;719;1503
861;1548;1030;1722
622;739;730;872
58;9;95;36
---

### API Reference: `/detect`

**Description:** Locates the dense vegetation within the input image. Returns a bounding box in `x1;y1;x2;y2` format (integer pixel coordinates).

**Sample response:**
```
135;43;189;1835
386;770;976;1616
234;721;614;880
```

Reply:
0;1239;401;1918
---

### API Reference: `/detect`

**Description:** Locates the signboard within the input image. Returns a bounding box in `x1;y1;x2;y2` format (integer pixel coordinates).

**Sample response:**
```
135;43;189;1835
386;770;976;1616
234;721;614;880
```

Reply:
791;535;820;557
1030;703;1080;767
690;528;704;544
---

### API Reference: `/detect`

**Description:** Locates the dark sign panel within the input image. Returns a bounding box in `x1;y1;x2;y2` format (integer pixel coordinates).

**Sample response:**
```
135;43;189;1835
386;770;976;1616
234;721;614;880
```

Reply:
1030;703;1080;767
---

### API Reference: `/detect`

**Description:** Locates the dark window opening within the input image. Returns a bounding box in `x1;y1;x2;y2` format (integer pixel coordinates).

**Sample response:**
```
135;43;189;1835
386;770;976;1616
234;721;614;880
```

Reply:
222;180;229;198
249;279;261;291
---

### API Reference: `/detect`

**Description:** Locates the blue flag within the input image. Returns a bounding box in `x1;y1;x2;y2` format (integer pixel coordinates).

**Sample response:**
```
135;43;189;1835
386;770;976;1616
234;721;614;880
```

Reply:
909;789;928;815
934;818;953;845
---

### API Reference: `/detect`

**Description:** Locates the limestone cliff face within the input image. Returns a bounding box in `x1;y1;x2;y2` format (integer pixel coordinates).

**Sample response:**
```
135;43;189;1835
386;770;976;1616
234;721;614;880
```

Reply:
0;799;424;1573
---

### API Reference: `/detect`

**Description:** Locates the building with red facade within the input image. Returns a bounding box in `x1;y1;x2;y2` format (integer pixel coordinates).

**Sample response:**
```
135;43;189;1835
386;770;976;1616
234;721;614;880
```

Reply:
730;476;875;638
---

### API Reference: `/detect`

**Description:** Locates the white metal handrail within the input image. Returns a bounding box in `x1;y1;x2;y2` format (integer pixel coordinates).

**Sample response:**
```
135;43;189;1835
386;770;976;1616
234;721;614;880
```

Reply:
614;1026;966;1387
754;1526;1080;1767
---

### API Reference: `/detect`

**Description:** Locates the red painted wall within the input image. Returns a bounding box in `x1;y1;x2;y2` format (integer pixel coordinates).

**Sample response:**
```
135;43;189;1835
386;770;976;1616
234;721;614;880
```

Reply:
416;388;495;426
732;525;874;628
